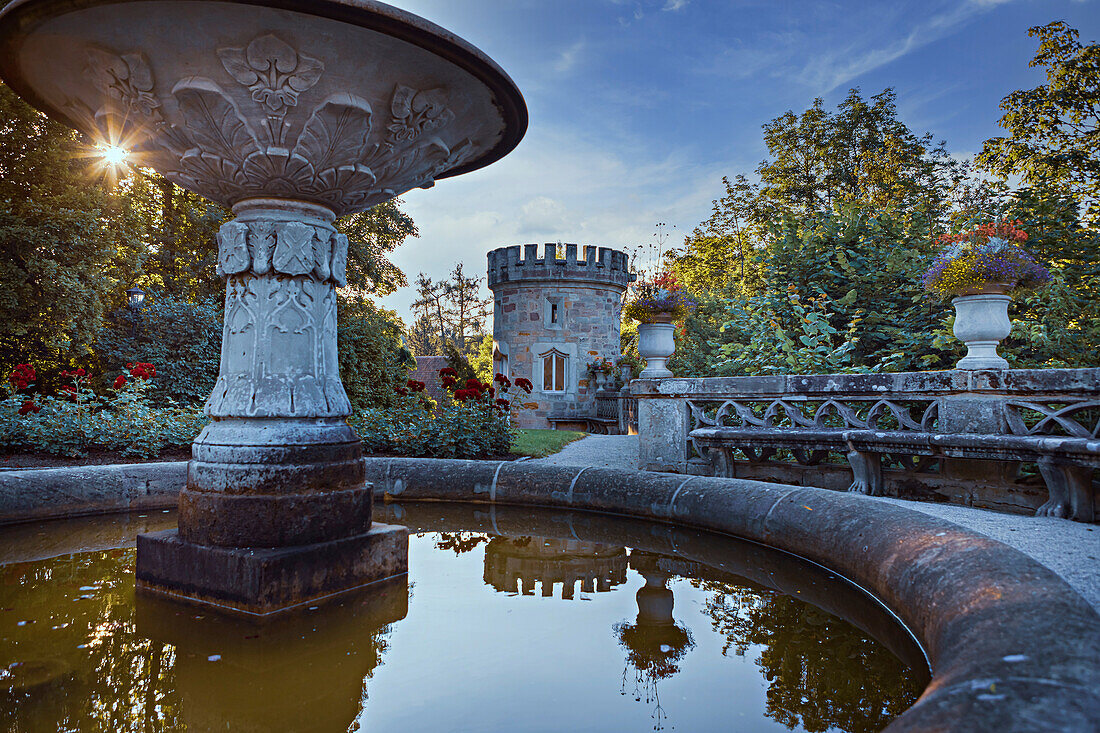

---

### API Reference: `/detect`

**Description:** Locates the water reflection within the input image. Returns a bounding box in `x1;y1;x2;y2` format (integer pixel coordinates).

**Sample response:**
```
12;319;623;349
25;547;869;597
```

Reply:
615;551;695;731
135;582;406;732
697;579;923;733
483;537;627;598
2;503;925;732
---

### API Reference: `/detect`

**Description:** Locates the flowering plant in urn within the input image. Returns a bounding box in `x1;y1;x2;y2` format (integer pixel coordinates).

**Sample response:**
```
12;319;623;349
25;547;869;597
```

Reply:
922;220;1051;299
622;272;696;323
922;220;1051;370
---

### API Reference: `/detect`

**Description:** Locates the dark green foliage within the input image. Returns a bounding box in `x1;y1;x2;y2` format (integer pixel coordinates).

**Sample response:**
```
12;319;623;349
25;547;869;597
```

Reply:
0;83;131;384
978;22;1100;222
337;294;410;412
349;393;515;458
93;292;223;405
443;339;478;384
666;31;1099;377
337;200;418;295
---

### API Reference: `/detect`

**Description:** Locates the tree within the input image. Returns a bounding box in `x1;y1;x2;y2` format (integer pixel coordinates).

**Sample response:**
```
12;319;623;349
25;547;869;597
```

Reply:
442;263;491;350
411;273;448;348
0;82;139;383
757;88;964;223
672;175;765;295
978;22;1100;223
337;200;418;295
337;294;410;411
407;313;441;356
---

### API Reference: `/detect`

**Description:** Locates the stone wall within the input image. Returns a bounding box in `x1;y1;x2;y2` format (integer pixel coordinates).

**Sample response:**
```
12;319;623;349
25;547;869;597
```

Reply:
488;243;634;429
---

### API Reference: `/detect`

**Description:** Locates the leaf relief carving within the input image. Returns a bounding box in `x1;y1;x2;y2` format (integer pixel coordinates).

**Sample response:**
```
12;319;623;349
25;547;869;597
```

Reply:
172;77;260;166
292;93;373;175
218;34;324;113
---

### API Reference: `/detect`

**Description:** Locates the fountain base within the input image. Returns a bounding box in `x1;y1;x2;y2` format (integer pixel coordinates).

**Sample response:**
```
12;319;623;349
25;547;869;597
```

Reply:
136;523;408;618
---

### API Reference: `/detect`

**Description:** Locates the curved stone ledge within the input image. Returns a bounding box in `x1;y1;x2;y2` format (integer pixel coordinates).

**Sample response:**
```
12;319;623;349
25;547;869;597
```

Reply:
0;462;186;525
361;457;1100;732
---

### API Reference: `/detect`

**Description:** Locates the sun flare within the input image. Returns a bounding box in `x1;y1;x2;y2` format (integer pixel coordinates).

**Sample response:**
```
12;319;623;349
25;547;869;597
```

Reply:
98;144;129;167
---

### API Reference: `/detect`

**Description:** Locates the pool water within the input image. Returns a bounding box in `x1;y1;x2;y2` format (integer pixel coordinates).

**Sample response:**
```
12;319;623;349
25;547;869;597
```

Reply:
0;503;926;732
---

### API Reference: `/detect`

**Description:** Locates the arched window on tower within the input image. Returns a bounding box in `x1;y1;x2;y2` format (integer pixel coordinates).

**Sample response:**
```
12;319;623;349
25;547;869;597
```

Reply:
539;348;567;393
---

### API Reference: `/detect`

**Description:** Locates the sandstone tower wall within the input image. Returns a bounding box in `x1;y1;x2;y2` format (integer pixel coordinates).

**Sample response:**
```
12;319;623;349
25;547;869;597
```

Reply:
488;243;633;430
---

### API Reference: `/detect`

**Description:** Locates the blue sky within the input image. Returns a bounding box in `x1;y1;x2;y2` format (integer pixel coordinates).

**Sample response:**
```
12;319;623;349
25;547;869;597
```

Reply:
378;0;1099;323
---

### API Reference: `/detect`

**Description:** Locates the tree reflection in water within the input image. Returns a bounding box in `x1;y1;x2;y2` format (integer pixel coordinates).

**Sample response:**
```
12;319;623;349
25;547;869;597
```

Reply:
0;550;183;731
696;579;923;733
1;547;406;733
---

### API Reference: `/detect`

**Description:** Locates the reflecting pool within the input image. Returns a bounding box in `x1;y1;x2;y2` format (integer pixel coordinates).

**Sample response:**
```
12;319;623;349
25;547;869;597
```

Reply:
1;503;926;732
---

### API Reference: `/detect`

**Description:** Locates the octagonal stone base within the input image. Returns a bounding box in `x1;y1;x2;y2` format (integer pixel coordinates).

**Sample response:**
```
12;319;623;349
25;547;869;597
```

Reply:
136;523;408;618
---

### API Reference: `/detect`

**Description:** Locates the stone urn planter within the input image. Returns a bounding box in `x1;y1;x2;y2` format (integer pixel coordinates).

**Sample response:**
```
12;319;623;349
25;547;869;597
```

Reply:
638;315;676;378
952;283;1012;370
594;370;611;390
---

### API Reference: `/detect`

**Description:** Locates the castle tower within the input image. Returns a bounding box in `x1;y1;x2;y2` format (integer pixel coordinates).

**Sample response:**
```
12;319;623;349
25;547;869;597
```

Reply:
487;243;634;430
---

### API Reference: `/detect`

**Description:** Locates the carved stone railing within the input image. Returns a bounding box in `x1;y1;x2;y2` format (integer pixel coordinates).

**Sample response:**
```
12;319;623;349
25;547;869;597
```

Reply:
634;369;1100;521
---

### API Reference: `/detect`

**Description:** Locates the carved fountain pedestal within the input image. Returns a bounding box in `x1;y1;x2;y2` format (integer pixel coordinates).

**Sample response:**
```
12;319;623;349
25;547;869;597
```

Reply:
136;197;408;615
0;0;526;616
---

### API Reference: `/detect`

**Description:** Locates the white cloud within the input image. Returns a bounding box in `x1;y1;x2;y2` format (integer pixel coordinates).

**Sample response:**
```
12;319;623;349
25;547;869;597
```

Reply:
796;0;1018;92
663;0;689;10
377;123;732;324
519;196;570;234
553;39;586;74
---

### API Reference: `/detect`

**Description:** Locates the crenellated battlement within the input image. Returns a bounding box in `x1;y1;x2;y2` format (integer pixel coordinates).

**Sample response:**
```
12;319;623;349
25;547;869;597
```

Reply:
487;243;635;290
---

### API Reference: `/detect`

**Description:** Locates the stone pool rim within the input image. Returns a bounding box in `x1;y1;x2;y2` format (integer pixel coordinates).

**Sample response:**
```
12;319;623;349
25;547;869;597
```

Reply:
361;457;1100;733
1;457;1097;730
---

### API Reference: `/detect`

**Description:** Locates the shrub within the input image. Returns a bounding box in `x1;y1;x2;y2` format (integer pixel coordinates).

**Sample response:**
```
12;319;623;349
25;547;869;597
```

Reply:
348;368;527;458
338;293;411;411
0;363;208;458
94;291;222;406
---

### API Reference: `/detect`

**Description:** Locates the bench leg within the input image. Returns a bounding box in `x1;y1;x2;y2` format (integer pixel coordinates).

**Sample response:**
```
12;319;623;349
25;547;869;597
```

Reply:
847;450;883;496
709;447;734;478
1036;459;1095;522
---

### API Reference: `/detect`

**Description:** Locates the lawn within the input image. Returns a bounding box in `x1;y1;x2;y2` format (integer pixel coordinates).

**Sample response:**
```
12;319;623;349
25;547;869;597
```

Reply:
510;428;586;458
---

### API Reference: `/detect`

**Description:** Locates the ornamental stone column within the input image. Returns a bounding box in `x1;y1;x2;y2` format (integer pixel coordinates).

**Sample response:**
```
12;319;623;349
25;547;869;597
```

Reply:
0;0;527;616
181;198;367;548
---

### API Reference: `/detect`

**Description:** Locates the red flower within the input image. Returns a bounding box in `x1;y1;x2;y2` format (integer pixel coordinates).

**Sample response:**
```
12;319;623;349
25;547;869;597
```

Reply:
17;400;37;416
439;367;457;377
494;398;510;411
129;362;156;380
113;375;127;389
488;386;496;398
9;363;35;390
394;386;409;396
453;389;471;402
441;375;458;390
406;379;425;392
515;377;533;393
60;384;77;399
465;378;482;390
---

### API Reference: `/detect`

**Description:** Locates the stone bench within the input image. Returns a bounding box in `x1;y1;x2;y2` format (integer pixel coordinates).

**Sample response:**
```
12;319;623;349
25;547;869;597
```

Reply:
633;370;1100;522
548;390;623;434
689;425;1098;522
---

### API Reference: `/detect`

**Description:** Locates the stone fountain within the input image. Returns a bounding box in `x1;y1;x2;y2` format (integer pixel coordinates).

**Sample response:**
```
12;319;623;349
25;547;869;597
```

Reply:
0;0;526;615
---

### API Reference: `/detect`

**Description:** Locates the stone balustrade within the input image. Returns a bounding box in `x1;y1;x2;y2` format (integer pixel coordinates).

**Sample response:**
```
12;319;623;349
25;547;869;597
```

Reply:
634;368;1100;521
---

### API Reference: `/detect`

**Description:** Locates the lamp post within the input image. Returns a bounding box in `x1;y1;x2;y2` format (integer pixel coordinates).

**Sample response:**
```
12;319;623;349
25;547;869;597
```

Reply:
126;285;146;338
126;286;146;310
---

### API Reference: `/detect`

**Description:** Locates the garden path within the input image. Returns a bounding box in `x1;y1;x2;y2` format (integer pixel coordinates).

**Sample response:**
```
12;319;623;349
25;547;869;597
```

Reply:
531;433;1100;611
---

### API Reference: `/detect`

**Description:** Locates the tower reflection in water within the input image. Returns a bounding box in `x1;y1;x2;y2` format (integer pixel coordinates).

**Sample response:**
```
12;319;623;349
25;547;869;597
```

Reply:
615;551;695;731
482;536;627;598
133;578;407;732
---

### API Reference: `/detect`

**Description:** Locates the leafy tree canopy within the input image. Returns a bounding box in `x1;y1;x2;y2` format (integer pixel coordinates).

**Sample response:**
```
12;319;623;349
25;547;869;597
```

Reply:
978;21;1100;223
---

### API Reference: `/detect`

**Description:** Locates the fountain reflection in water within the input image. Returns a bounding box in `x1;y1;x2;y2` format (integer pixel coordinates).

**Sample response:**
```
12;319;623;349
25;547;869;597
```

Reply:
1;505;925;732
